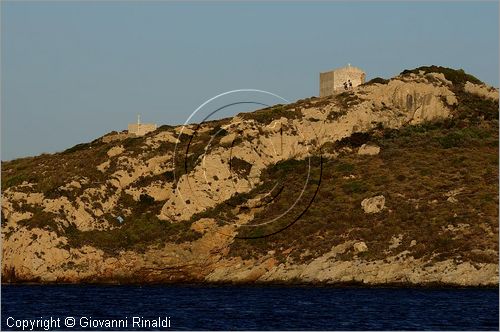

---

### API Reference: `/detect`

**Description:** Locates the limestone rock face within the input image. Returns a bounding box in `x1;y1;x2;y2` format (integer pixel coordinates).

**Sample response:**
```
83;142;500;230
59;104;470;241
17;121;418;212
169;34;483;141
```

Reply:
206;246;498;287
357;144;380;156
361;195;385;214
360;76;457;126
464;82;499;101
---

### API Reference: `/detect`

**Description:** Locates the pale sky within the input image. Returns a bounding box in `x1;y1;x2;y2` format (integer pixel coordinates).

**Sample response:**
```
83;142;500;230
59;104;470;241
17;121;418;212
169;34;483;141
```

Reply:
2;1;499;160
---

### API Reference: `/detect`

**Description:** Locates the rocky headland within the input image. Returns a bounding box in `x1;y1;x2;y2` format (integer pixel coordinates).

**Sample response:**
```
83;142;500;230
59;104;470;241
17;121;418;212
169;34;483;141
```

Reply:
2;66;498;286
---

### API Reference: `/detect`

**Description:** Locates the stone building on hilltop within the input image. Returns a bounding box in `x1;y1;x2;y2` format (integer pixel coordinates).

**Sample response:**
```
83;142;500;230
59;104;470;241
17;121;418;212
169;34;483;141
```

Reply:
128;115;157;136
320;64;366;97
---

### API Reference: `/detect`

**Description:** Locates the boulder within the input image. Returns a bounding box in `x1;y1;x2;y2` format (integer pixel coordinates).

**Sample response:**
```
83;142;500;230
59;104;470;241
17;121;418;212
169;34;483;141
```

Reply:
353;242;368;253
357;144;380;156
107;145;125;157
361;195;385;213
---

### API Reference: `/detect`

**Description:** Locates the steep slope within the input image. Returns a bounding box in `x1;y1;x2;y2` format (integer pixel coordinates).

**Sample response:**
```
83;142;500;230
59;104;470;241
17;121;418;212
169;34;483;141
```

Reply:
1;66;498;285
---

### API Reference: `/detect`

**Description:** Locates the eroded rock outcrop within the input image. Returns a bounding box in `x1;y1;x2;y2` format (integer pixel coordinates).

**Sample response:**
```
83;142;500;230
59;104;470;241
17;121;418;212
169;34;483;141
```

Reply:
358;144;380;156
361;195;385;214
2;67;498;286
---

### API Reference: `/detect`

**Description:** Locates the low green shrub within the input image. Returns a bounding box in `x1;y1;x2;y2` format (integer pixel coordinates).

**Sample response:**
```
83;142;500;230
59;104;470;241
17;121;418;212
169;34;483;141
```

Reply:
342;180;368;194
239;104;302;125
364;77;389;85
400;66;482;86
230;157;252;178
65;214;201;254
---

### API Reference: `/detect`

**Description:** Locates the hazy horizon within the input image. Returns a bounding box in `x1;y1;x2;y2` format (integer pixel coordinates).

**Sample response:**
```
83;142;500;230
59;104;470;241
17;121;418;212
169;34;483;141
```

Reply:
2;1;499;161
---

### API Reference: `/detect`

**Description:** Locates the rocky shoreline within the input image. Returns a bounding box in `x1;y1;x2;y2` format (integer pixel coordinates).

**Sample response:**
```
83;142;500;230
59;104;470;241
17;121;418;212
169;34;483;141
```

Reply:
3;280;498;289
3;247;498;287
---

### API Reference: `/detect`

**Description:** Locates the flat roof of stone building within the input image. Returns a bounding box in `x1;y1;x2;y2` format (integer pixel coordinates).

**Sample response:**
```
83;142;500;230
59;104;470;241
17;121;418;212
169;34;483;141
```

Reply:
320;65;364;74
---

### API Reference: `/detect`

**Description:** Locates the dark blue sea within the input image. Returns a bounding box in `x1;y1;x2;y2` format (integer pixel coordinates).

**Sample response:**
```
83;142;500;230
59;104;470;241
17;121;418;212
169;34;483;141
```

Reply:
1;285;498;331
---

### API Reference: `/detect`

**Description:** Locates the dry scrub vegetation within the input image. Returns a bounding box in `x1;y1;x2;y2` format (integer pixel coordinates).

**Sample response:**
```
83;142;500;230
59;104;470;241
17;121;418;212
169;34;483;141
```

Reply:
228;83;498;265
2;67;498;264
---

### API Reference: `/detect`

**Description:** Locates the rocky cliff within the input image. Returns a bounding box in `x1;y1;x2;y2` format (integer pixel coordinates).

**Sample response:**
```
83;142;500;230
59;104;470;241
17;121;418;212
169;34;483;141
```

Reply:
2;66;499;286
